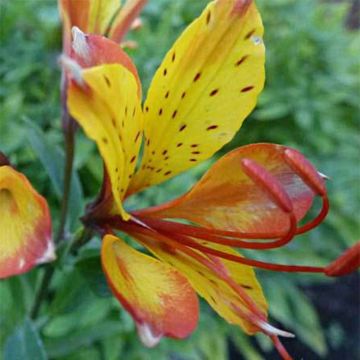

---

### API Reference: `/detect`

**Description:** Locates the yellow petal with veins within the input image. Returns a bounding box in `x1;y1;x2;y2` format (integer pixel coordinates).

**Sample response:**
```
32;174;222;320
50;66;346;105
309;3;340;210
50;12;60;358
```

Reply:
67;64;143;219
133;231;268;335
129;0;265;194
0;166;54;278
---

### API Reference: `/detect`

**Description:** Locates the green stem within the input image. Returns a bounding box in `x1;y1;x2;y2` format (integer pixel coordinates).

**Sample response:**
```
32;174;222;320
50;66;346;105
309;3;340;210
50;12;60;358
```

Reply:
29;227;93;320
56;121;75;244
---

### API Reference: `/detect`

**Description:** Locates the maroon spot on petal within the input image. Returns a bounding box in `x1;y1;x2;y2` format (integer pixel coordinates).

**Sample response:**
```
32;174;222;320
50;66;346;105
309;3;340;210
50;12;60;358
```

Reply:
209;89;219;96
164;171;172;176
145;106;149;112
162;150;168;155
244;29;255;40
130;155;136;164
171;52;176;62
102;137;108;144
165;91;170;99
159;108;163;116
172;110;178;119
207;125;218;131
163;68;167;76
206;11;211;25
191;144;199;148
125;106;128;115
240;284;253;290
191;151;201;155
156;168;162;173
115;167;119;172
146;139;150;146
111;117;116;127
241;85;254;93
132;107;136;117
179;124;187;132
235;55;249;67
164;156;169;160
152;150;156;155
181;91;186;99
189;158;197;162
134;131;140;142
177;143;183;147
193;72;201;82
104;75;111;87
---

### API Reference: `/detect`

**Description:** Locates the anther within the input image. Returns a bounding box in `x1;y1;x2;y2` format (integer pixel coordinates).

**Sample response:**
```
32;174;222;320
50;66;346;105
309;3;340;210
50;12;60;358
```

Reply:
283;148;326;196
241;158;293;213
324;242;360;277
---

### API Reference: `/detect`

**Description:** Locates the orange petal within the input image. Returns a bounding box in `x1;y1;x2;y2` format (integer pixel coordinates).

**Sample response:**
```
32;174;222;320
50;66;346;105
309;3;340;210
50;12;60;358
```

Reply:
0;166;54;278
59;0;121;53
130;230;268;335
129;0;265;194
71;29;141;95
137;144;315;234
108;0;148;43
101;234;199;345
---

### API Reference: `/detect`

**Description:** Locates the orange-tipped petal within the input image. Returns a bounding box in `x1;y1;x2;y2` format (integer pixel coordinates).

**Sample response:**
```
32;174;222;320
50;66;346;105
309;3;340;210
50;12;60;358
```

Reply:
71;29;141;94
129;0;265;194
127;230;268;335
101;234;199;344
0;166;54;278
108;0;148;43
137;143;315;234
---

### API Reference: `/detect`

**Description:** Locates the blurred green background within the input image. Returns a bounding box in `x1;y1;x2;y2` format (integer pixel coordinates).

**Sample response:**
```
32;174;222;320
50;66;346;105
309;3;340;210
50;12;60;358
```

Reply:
0;0;359;359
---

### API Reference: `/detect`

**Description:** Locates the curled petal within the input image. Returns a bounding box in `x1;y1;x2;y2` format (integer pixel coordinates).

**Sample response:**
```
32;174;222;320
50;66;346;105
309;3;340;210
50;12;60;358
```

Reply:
0;166;54;278
135;143;315;234
101;235;199;344
70;29;141;94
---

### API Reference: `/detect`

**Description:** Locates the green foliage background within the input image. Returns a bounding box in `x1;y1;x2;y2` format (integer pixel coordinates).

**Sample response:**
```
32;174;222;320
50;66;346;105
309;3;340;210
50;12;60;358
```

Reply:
0;0;359;359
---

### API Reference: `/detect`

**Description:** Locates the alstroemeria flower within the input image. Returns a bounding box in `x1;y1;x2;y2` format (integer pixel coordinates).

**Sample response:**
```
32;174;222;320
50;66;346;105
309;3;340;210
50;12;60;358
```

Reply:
59;0;147;54
65;0;360;357
0;154;54;279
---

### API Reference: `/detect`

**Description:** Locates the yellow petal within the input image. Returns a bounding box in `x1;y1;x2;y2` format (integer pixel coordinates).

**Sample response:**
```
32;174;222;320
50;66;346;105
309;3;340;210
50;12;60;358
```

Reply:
132;231;268;335
101;234;199;345
67;64;143;220
129;0;265;194
0;166;54;278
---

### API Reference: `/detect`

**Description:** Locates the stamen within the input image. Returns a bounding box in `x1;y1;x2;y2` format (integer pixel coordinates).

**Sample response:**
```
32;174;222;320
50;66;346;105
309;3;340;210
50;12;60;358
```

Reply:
271;336;294;360
156;232;324;274
137;214;297;250
296;195;329;235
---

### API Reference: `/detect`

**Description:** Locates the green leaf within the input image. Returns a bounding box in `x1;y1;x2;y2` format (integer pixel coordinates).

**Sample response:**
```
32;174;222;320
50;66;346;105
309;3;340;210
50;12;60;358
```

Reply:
24;118;84;230
4;318;47;360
